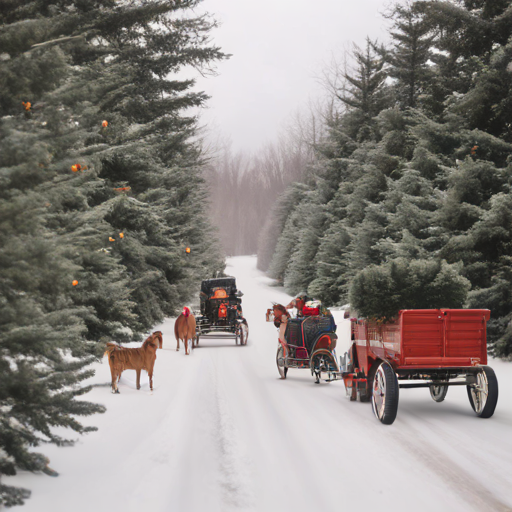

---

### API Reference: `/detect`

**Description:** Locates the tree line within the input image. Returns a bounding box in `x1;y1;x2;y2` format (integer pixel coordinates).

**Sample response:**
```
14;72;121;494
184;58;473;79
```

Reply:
0;0;225;505
205;114;319;258
258;0;512;358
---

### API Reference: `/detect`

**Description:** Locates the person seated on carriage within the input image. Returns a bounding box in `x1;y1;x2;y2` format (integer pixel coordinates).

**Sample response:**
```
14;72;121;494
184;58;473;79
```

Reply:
285;293;309;316
285;293;333;318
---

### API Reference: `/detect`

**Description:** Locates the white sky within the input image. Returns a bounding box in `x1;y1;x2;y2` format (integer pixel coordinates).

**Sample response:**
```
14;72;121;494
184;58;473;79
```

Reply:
190;0;395;153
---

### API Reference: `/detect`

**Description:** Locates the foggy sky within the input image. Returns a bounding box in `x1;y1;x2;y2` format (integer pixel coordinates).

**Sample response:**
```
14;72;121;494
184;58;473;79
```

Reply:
191;0;395;153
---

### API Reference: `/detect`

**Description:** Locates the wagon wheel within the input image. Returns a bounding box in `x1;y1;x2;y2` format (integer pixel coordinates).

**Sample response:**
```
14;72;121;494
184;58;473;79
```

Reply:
371;361;399;425
467;366;499;418
429;384;448;402
237;325;245;346
276;345;288;379
242;320;249;345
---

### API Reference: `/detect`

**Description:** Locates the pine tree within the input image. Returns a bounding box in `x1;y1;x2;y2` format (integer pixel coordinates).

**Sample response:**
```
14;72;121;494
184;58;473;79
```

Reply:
0;0;227;504
337;38;390;142
381;3;435;110
267;183;309;283
349;258;471;319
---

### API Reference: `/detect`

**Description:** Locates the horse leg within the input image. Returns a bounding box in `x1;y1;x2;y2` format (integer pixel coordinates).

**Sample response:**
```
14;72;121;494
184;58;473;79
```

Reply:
185;337;189;355
176;337;180;351
148;369;153;391
136;368;141;390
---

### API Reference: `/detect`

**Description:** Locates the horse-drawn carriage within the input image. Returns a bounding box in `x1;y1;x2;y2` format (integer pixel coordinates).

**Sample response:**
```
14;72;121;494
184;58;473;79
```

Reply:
267;303;340;383
341;309;499;425
195;277;249;346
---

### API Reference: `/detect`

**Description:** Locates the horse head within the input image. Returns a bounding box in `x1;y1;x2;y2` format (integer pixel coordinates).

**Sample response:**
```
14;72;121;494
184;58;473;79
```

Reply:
272;303;290;328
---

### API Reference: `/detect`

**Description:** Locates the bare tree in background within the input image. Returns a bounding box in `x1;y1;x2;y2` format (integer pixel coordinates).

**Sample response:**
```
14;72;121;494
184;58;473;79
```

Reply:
205;106;324;259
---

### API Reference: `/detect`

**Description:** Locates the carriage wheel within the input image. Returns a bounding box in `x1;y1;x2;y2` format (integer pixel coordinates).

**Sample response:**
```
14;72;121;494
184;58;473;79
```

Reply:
242;320;249;344
238;326;244;346
467;366;498;418
371;362;399;425
276;345;288;379
429;384;448;402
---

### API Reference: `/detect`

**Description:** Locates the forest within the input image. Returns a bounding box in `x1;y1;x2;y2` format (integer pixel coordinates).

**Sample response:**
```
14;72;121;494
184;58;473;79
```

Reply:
210;0;512;359
0;0;226;505
2;0;512;507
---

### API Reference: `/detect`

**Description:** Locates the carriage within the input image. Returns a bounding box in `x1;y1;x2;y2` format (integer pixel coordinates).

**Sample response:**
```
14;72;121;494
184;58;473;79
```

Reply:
195;277;249;346
267;305;341;383
340;309;499;425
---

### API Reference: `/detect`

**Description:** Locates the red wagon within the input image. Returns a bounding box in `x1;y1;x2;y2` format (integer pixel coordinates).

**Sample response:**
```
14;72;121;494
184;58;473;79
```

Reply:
340;309;499;425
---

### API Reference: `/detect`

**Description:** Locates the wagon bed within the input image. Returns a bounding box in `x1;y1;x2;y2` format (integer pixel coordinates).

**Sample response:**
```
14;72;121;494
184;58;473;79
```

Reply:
342;309;498;425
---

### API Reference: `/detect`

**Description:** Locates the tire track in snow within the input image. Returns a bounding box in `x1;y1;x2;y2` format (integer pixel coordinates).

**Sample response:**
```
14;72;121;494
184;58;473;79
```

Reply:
220;348;356;511
403;409;512;493
207;353;255;511
395;420;512;512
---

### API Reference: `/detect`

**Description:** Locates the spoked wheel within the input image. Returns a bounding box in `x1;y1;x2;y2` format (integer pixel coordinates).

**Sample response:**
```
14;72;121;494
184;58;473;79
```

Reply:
242;321;249;345
371;361;399;425
467;366;499;418
429;384;448;402
276;345;288;379
310;349;338;384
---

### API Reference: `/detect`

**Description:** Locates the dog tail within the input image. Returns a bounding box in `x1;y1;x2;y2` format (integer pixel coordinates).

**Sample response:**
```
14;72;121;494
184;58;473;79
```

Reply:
104;342;118;358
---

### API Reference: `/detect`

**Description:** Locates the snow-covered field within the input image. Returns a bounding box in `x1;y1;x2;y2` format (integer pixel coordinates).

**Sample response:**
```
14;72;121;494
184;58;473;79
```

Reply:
7;256;512;512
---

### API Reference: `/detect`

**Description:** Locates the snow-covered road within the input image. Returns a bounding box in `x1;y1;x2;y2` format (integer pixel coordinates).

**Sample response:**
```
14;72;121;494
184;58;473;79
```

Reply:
7;256;512;512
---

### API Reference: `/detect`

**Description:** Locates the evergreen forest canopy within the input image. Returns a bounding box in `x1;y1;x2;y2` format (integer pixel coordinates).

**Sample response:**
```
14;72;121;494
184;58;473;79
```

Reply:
0;0;226;506
257;0;512;358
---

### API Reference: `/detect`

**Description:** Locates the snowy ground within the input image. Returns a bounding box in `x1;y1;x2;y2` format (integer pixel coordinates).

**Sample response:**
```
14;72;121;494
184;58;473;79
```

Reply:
7;256;512;512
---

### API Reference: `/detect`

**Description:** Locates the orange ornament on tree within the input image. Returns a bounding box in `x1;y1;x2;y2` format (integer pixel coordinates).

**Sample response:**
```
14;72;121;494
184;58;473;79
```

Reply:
109;236;115;242
72;280;79;286
22;101;31;111
185;247;191;254
71;165;78;172
102;120;108;128
119;232;124;239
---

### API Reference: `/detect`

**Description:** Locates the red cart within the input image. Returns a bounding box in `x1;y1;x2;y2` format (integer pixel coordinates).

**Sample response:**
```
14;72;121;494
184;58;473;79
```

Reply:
341;309;498;425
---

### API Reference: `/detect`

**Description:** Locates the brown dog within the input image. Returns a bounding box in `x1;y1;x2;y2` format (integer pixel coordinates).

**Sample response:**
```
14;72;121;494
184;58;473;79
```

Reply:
174;307;196;355
104;331;162;393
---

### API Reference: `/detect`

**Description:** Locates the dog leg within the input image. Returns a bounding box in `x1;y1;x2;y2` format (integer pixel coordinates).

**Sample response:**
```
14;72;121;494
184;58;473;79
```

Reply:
111;373;118;394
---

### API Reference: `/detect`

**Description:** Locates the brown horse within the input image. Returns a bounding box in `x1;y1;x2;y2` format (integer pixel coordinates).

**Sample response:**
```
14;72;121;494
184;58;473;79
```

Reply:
174;306;196;355
104;331;162;393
